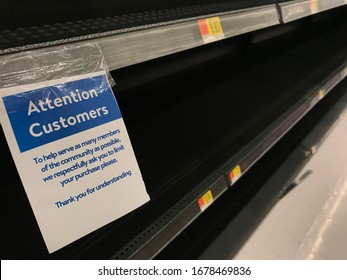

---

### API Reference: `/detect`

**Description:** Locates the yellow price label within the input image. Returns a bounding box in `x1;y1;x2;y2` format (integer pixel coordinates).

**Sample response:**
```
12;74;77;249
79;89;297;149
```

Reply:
206;17;224;35
198;17;225;43
230;165;242;184
198;190;214;211
310;0;319;13
318;89;325;100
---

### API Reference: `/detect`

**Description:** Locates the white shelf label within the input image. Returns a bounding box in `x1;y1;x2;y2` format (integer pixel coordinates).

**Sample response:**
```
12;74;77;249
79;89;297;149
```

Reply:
0;71;149;253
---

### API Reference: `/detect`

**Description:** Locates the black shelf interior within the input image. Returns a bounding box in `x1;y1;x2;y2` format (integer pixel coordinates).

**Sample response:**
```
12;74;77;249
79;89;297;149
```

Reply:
1;9;347;259
156;78;347;259
116;16;347;198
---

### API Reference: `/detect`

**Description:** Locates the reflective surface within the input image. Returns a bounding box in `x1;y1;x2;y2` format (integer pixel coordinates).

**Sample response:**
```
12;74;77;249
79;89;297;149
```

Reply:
234;111;347;260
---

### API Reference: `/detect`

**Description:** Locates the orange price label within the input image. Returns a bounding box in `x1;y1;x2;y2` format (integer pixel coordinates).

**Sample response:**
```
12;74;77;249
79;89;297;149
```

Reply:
229;165;242;185
198;190;214;211
198;17;225;44
310;0;319;13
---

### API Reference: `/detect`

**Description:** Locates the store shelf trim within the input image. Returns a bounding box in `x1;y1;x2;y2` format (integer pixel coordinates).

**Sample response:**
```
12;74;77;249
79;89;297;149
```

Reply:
279;0;347;23
224;63;347;188
0;5;279;71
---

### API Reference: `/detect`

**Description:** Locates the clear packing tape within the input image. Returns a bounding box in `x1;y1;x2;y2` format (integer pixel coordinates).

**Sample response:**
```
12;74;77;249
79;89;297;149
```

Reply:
0;43;115;89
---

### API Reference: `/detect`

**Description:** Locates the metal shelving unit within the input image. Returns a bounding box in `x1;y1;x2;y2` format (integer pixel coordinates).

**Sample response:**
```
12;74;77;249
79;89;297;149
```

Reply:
1;0;347;260
117;63;347;260
1;1;346;69
88;20;347;259
1;5;280;69
198;79;347;259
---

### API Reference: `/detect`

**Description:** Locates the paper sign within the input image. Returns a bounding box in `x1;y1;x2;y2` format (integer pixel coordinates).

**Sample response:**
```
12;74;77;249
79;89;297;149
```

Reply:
198;17;225;44
0;71;150;253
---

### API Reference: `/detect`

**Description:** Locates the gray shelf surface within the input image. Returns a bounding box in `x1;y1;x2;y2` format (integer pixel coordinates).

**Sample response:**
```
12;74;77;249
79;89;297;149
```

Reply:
0;5;279;71
279;0;347;23
1;2;347;71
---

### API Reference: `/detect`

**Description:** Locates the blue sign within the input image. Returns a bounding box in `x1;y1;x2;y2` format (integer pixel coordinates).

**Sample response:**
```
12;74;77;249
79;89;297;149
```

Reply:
3;75;122;152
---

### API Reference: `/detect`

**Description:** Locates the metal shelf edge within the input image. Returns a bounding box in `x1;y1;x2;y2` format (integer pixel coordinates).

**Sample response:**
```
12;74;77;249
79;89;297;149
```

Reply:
279;0;347;23
223;64;347;188
0;5;279;71
111;172;228;259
